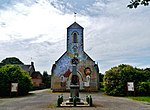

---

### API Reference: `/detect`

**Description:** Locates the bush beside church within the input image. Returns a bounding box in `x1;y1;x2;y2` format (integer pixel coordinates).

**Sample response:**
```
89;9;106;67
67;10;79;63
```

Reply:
104;64;150;96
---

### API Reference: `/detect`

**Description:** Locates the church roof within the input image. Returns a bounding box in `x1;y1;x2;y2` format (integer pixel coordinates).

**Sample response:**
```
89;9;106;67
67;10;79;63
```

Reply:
67;22;83;29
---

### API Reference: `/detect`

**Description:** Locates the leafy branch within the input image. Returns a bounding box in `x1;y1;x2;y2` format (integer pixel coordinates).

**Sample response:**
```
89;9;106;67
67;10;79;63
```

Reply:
127;0;150;8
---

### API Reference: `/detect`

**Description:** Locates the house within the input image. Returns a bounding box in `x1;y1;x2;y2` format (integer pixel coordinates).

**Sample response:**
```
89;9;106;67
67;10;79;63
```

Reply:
19;62;35;76
51;22;99;92
20;62;43;87
30;71;43;87
0;58;43;88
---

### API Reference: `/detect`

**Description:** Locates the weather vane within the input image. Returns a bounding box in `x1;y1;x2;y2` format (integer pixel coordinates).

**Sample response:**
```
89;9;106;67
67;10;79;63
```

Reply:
74;12;77;22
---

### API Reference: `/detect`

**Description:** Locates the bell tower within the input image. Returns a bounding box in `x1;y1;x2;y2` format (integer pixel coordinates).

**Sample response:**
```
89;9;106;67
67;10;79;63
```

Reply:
67;22;84;56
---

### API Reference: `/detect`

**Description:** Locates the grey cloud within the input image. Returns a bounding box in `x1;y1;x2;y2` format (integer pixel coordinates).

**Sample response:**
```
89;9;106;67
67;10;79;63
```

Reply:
0;37;65;73
0;0;150;73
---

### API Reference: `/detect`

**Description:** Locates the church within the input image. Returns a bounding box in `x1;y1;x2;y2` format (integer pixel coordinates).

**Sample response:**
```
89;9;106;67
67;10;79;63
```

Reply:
51;22;99;92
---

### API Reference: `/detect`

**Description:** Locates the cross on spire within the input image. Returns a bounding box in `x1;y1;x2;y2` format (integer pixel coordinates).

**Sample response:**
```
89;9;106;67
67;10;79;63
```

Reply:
74;12;77;22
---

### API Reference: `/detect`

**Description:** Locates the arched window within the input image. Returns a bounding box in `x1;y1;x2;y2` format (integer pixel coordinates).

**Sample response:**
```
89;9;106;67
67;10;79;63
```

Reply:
72;32;78;43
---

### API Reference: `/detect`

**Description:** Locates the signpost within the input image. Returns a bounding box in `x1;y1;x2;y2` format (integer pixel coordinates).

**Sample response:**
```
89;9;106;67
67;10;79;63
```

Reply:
127;82;135;96
127;82;134;91
10;83;18;97
11;83;18;92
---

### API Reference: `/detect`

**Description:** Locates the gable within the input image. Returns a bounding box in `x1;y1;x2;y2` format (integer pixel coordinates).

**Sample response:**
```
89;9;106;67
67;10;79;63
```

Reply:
67;22;83;29
19;64;35;75
31;72;42;79
53;51;72;76
83;51;94;63
55;51;67;63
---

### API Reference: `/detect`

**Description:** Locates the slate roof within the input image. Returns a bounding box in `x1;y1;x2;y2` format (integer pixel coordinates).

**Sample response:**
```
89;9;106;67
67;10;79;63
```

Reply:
67;22;83;29
19;62;35;76
30;72;42;79
0;61;35;76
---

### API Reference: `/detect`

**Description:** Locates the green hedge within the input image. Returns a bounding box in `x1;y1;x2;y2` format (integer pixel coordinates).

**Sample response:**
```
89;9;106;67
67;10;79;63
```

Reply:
0;64;32;96
104;64;150;96
136;81;150;96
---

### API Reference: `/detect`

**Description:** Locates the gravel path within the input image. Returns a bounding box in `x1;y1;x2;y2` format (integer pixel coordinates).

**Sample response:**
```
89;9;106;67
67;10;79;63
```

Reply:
0;89;149;110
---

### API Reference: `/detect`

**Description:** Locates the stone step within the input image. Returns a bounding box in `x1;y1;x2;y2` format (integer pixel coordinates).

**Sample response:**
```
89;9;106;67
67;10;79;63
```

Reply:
60;100;89;107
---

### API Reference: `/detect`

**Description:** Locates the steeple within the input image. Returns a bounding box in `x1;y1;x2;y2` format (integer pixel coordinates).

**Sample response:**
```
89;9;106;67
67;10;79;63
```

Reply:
67;22;84;54
67;22;83;29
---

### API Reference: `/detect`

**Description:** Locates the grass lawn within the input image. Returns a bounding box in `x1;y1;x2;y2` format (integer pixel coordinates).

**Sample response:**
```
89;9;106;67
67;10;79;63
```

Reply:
127;96;150;102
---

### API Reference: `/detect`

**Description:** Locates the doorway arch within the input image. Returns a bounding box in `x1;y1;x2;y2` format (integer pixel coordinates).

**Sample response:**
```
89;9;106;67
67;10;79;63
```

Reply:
66;71;84;90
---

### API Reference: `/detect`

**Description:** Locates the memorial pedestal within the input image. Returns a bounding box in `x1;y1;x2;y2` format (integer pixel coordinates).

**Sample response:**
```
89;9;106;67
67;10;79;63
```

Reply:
57;57;93;107
69;85;80;102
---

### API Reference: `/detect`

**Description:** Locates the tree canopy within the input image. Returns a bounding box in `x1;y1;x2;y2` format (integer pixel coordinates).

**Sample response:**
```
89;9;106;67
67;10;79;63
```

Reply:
42;71;51;88
0;64;32;96
103;64;150;96
1;57;24;65
128;0;150;8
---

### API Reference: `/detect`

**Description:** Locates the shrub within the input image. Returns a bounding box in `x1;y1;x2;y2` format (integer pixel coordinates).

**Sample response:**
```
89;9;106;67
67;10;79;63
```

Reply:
136;81;150;96
104;64;150;96
103;64;134;96
0;64;32;96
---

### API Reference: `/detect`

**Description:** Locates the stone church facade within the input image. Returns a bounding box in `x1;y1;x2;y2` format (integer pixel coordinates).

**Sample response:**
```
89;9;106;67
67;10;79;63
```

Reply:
51;22;99;92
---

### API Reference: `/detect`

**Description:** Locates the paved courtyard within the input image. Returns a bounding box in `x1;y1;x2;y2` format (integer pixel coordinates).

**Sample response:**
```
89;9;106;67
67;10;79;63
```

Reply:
0;89;150;110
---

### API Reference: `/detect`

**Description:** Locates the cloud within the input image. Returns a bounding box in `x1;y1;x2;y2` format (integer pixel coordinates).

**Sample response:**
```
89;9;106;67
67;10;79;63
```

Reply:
0;37;66;71
0;0;90;73
0;0;150;73
0;0;74;41
82;0;150;72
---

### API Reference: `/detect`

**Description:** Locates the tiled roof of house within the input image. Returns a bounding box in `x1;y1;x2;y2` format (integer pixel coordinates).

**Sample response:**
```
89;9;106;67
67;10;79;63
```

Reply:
31;72;42;79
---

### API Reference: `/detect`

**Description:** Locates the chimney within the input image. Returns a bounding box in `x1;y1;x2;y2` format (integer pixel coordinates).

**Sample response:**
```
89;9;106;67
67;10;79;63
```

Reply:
31;62;34;66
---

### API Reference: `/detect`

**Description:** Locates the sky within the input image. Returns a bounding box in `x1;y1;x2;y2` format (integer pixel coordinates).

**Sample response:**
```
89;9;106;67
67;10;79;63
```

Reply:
0;0;150;74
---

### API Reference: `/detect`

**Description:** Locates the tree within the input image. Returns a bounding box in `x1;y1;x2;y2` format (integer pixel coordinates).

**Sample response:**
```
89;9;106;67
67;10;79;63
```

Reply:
1;57;24;65
128;0;150;8
99;73;104;82
135;68;150;96
103;64;150;96
0;64;32;96
136;81;150;96
42;71;51;88
104;64;136;96
99;73;104;89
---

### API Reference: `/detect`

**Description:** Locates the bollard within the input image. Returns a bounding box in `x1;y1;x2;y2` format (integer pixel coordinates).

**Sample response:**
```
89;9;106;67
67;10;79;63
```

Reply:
89;95;92;107
73;96;77;106
57;95;61;107
60;94;63;103
86;95;89;104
